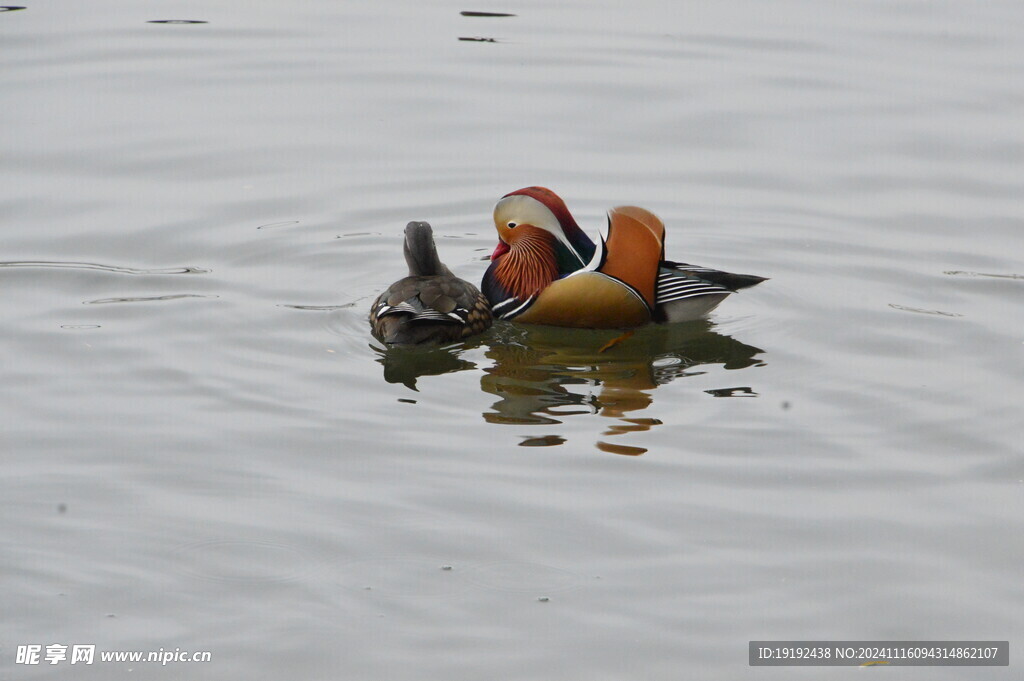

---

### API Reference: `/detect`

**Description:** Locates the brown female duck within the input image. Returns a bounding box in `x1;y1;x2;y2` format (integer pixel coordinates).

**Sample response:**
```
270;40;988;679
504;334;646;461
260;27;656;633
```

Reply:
370;221;492;345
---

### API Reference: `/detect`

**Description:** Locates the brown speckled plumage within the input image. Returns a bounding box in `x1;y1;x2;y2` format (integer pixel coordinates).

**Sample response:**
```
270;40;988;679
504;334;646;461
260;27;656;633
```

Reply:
370;222;492;345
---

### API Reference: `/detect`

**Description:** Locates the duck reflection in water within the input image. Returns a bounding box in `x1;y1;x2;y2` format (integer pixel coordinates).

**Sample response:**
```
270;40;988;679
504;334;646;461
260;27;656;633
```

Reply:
480;321;764;454
373;320;764;454
372;340;486;391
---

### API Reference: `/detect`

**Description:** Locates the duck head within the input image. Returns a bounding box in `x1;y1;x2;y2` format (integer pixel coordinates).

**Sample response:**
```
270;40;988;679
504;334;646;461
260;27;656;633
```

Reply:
403;221;452;278
490;187;596;272
482;187;600;309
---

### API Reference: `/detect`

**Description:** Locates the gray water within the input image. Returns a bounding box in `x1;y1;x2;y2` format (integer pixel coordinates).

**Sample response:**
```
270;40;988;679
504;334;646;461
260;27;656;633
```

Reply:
2;1;1022;679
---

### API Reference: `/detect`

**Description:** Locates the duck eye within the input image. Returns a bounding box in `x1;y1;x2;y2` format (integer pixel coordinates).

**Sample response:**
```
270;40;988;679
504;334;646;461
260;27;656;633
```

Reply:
507;222;517;228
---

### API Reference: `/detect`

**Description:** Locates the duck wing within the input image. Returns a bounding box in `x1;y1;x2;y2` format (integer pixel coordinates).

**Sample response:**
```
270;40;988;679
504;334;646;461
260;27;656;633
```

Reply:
511;207;665;328
371;276;492;344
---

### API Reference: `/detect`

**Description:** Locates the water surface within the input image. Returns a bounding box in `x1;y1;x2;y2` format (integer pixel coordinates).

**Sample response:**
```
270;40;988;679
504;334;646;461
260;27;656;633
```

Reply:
2;1;1022;678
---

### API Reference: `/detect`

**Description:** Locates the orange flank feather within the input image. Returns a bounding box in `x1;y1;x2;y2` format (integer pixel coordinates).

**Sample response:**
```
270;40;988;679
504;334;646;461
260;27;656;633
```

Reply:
492;225;559;301
599;207;665;309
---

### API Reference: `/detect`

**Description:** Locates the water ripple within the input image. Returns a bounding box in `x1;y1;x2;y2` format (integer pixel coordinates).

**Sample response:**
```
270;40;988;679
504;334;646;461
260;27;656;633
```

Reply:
944;270;1023;281
170;540;319;584
888;303;964;317
279;303;355;311
0;261;209;275
334;557;464;598
84;294;218;305
465;560;584;594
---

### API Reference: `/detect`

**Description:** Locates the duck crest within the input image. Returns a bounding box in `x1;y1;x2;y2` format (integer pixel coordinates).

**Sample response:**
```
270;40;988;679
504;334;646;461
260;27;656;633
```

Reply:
503;186;596;267
492;225;559;301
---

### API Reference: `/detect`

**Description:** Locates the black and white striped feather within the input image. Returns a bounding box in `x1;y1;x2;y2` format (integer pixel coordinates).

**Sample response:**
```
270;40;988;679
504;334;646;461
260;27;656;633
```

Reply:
373;298;471;324
653;261;767;323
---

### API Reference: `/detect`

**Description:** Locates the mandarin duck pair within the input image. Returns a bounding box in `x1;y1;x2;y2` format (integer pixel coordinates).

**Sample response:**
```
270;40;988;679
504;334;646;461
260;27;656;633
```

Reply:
370;188;765;345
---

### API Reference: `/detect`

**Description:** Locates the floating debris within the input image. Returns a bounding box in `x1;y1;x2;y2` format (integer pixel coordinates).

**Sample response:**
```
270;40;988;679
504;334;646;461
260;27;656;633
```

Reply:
459;36;498;43
460;11;516;17
147;19;208;24
0;6;27;12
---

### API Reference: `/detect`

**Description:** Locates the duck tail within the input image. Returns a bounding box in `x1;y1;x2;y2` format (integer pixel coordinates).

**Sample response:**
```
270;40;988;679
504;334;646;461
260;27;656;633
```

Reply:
661;260;768;291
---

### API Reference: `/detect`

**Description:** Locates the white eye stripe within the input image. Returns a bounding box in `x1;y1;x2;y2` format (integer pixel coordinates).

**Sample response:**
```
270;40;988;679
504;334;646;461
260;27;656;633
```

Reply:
493;194;586;267
494;195;560;232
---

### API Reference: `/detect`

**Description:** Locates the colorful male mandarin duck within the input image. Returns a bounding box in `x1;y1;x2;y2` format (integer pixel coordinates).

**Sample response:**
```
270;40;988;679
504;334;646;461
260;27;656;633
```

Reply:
370;221;492;345
481;187;766;328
